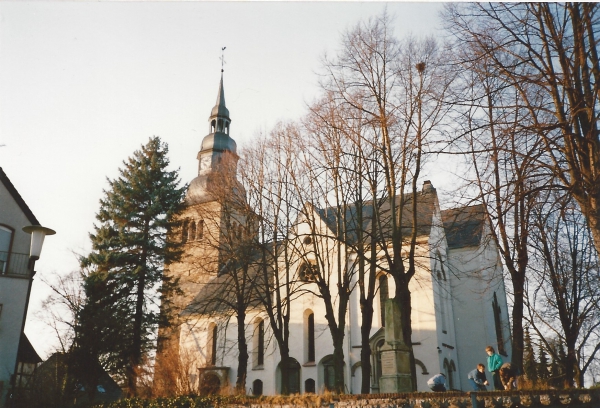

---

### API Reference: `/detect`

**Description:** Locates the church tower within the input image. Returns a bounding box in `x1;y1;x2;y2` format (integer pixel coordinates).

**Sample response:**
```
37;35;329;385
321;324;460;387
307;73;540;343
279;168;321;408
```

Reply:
155;73;248;393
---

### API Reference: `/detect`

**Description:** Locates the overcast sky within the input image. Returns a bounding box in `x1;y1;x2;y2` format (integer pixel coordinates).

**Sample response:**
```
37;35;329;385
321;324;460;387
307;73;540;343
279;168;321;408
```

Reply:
0;1;446;358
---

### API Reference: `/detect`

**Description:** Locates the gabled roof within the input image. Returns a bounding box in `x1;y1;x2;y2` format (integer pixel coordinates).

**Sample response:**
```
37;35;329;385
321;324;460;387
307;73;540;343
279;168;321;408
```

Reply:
17;333;42;364
314;184;439;246
0;167;39;225
441;204;486;250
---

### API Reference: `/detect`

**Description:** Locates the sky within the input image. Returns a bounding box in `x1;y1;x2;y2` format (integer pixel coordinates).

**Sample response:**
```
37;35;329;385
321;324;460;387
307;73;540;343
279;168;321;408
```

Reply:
0;1;447;359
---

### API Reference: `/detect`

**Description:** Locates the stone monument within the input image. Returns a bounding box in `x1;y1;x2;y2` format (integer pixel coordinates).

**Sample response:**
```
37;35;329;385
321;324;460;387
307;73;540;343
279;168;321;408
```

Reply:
379;298;414;393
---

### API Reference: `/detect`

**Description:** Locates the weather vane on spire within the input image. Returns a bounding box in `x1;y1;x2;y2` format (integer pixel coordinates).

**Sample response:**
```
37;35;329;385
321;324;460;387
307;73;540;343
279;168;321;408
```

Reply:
220;47;226;73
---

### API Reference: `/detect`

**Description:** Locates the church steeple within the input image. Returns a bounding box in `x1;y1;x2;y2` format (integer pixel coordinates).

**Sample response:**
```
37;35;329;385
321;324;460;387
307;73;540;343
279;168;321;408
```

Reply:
209;73;230;134
185;72;242;205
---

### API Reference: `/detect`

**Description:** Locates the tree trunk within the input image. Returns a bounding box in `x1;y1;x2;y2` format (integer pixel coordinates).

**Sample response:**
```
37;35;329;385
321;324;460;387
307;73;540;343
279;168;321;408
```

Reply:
359;301;374;394
332;333;346;393
394;280;417;391
511;282;525;376
236;308;248;393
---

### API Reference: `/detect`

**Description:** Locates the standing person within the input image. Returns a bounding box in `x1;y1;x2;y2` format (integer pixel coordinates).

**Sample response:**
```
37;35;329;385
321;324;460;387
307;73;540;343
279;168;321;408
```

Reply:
427;373;447;392
486;346;503;390
467;363;489;391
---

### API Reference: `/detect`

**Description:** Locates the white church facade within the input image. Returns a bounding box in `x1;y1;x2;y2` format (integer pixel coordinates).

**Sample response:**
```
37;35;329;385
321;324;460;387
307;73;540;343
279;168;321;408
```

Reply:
157;76;512;395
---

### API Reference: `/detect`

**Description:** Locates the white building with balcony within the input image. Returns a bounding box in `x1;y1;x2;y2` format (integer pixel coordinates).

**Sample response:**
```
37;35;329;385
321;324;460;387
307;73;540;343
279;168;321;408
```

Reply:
0;167;51;407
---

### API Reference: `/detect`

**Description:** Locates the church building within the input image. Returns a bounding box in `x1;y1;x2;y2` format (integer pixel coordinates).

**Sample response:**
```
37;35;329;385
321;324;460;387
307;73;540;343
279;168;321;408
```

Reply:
156;75;512;395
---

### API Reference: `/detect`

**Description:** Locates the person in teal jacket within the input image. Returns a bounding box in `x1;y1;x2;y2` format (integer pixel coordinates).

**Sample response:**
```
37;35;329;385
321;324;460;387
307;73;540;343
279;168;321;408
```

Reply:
486;346;503;390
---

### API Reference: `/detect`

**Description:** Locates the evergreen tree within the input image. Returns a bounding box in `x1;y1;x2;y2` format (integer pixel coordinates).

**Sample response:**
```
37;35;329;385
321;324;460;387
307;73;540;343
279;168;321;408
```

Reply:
77;137;186;396
538;346;549;380
523;328;538;383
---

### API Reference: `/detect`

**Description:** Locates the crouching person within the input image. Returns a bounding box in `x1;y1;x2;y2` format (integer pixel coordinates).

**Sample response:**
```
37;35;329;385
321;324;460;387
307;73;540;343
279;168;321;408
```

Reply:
467;364;488;391
499;362;517;390
427;373;447;392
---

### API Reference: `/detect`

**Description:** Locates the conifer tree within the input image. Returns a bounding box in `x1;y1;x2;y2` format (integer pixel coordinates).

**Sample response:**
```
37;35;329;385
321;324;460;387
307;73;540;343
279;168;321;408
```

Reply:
523;328;538;383
77;137;186;396
538;346;549;380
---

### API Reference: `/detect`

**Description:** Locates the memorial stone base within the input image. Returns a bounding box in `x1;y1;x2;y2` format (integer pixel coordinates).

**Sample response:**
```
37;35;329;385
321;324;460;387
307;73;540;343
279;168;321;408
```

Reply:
379;343;413;393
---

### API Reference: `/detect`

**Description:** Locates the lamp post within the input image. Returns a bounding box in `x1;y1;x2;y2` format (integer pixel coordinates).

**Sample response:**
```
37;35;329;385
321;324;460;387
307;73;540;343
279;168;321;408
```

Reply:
8;225;55;406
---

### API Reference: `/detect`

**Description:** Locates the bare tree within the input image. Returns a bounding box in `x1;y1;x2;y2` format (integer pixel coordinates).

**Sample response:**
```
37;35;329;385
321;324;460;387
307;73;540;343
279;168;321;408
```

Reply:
527;191;600;387
38;269;85;353
239;123;305;394
444;2;600;259
319;12;452;390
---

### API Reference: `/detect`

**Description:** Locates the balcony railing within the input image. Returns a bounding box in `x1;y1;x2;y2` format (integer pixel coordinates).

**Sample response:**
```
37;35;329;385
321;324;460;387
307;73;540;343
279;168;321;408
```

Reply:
0;251;32;278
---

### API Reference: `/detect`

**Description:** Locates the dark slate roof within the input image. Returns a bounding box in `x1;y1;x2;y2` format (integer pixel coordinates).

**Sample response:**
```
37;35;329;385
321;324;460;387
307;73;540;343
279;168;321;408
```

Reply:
0;167;39;225
17;334;42;364
315;185;439;246
441;204;486;249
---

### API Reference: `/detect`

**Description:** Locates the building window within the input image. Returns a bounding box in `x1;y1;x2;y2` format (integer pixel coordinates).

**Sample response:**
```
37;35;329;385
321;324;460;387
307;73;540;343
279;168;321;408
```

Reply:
444;358;456;390
208;323;217;366
0;225;13;274
182;220;189;243
299;262;317;282
307;312;315;363
379;275;389;327
190;222;197;242
278;358;301;394
493;292;507;355
254;319;265;367
197;220;204;240
304;378;315;393
252;379;263;396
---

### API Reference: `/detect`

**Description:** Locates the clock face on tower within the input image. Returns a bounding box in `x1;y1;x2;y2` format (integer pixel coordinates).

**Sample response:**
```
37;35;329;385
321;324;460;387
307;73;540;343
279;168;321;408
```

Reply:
199;156;211;172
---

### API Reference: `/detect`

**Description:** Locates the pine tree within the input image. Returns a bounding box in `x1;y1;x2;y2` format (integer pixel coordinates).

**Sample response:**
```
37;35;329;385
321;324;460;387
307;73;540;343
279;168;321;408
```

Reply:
538;346;549;380
523;328;538;383
76;137;186;396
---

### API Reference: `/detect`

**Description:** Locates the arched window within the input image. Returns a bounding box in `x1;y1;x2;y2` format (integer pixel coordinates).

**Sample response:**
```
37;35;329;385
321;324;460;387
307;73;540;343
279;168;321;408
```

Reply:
0;225;13;274
208;323;217;366
254;318;265;367
318;355;345;392
443;358;456;390
211;120;216;133
225;122;229;135
197;220;204;240
277;358;300;394
190;222;197;242
379;275;389;327
252;379;263;396
217;119;223;132
182;220;189;243
306;312;315;363
304;378;315;393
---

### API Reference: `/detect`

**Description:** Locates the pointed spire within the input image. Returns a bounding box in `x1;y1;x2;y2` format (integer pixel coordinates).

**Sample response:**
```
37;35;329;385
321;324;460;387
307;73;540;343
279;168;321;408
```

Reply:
210;72;229;119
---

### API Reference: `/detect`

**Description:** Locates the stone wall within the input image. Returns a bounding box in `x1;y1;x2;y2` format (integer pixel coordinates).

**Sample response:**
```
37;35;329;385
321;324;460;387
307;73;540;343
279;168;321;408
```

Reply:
237;389;600;408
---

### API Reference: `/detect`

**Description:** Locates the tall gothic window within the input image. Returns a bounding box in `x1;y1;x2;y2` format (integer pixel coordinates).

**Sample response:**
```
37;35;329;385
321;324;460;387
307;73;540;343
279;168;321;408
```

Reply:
197;220;204;240
182;220;189;243
208;323;217;366
190;222;197;242
254;319;265;367
307;312;315;363
492;292;507;355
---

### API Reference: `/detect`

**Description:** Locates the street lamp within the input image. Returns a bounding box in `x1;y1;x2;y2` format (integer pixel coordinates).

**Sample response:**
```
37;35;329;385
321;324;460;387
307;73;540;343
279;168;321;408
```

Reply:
22;225;56;261
8;224;55;405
